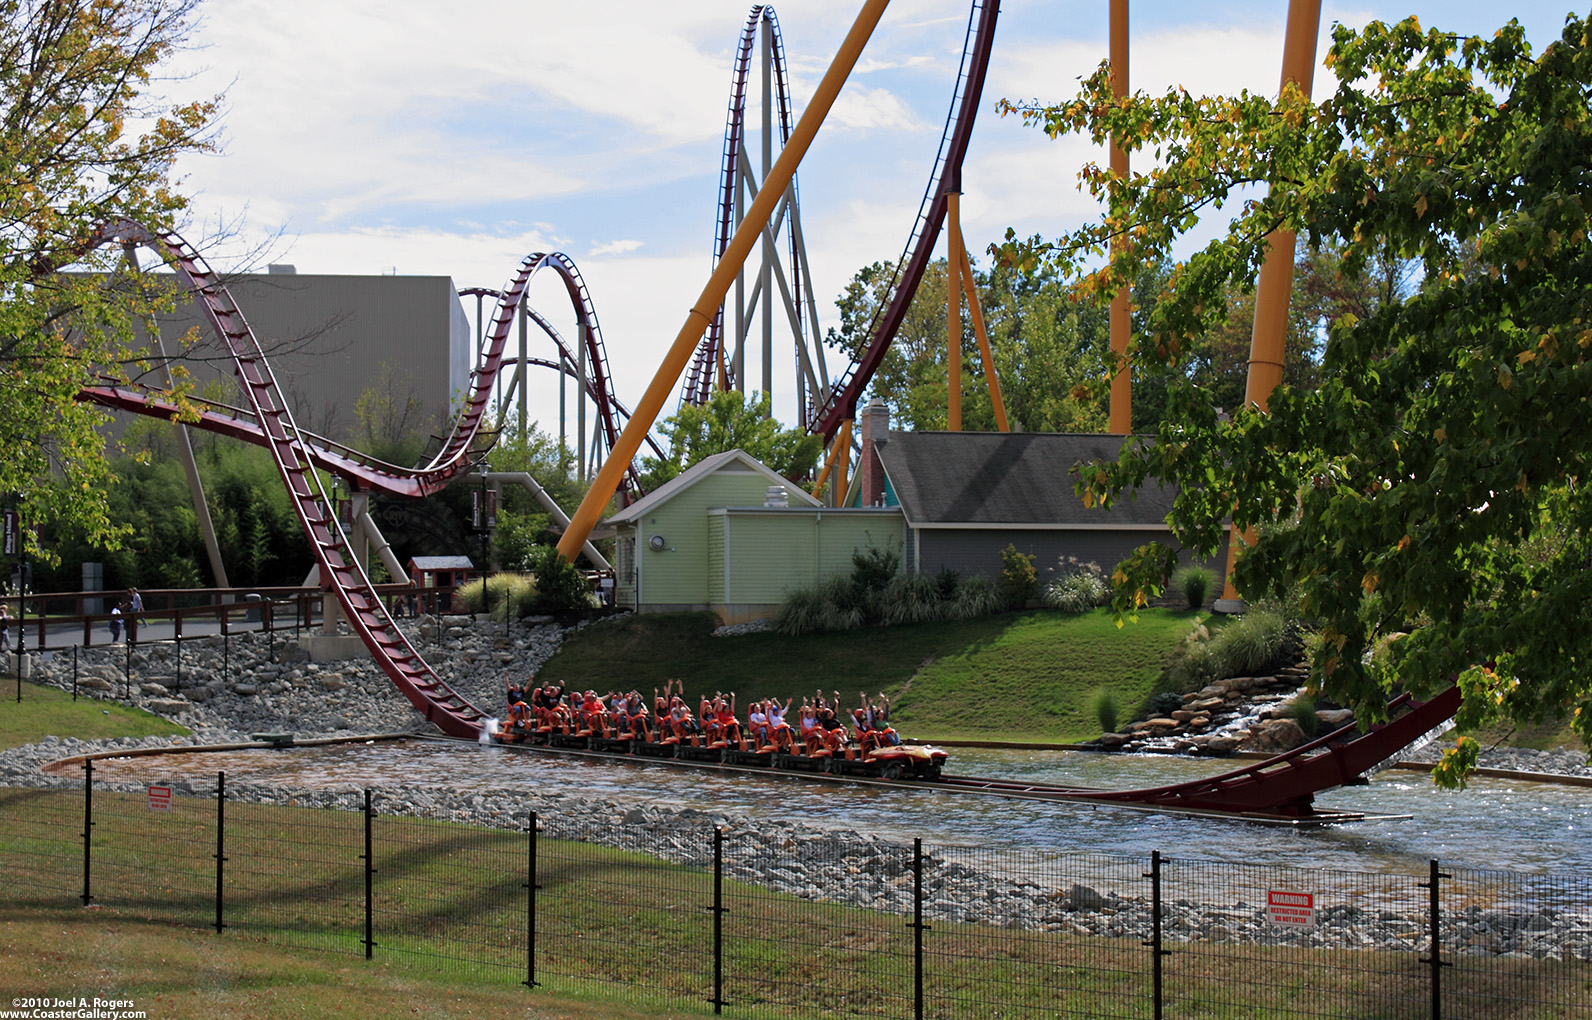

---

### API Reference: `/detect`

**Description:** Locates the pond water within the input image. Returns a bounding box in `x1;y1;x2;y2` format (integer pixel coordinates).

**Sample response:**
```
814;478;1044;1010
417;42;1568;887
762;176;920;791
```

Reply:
78;740;1589;876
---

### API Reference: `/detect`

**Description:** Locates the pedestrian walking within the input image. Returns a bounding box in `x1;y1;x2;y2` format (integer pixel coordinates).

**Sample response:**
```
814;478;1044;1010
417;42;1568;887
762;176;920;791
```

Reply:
0;603;10;653
109;605;123;643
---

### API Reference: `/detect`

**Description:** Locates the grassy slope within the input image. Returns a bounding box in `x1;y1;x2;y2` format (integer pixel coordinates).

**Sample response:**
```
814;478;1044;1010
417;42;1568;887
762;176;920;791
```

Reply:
0;680;188;751
542;609;1206;744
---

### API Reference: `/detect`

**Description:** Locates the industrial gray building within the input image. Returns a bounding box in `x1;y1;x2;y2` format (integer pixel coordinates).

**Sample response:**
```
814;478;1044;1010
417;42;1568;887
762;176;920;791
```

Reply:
148;268;473;446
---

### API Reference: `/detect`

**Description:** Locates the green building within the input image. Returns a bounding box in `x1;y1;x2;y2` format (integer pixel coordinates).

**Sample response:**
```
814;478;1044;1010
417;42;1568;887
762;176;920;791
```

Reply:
607;450;905;623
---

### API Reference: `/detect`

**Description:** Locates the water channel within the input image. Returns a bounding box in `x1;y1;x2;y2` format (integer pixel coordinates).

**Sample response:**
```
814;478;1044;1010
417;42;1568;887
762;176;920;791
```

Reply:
78;740;1588;876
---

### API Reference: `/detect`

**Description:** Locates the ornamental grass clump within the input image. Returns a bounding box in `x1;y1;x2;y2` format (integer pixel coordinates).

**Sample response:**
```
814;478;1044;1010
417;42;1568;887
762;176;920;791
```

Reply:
1090;688;1119;734
1042;558;1112;614
1172;565;1217;610
881;572;949;625
951;574;1005;620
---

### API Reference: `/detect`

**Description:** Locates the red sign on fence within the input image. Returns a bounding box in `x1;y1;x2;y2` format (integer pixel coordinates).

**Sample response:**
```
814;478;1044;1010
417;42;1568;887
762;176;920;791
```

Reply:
147;785;173;812
1267;889;1315;928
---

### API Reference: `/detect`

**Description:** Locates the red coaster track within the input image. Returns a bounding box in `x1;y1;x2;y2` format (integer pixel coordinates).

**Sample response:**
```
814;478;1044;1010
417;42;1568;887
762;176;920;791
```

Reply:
91;218;501;737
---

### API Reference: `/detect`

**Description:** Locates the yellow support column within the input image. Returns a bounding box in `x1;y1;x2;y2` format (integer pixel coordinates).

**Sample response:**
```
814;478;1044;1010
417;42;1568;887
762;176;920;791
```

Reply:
1107;0;1132;435
960;244;1008;432
556;0;894;563
810;418;852;504
1218;0;1323;607
836;418;851;501
947;191;963;432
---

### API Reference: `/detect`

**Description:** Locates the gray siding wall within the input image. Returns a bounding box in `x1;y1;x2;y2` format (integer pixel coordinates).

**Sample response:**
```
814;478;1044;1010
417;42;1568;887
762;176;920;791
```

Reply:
914;528;1193;583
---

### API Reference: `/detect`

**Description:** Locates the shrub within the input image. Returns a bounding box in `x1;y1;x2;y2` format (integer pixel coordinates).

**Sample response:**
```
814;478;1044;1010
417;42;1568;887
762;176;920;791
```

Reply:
1290;694;1320;738
1043;571;1111;613
773;586;827;636
881;572;949;626
1215;609;1290;676
933;566;960;601
526;547;592;612
1172;565;1217;610
1162;610;1294;692
951;574;1005;620
998;544;1038;609
1090;688;1119;734
454;577;485;614
850;546;899;595
488;573;534;620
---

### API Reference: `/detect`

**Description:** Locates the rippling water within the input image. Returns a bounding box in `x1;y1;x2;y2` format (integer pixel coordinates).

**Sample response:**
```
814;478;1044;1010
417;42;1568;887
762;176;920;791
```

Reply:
78;741;1589;875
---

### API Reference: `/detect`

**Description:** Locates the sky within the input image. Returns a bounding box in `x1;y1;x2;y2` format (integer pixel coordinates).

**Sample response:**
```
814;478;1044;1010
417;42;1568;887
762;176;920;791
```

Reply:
161;0;1587;434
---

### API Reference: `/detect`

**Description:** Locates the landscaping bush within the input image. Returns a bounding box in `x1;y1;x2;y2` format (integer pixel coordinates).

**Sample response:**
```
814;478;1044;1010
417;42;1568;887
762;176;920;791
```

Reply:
1290;694;1320;739
1090;688;1119;734
526;546;593;612
998;544;1038;609
1172;565;1217;610
881;572;949;626
951;574;1005;620
454;577;485;614
1042;563;1112;613
934;566;960;601
1163;610;1294;691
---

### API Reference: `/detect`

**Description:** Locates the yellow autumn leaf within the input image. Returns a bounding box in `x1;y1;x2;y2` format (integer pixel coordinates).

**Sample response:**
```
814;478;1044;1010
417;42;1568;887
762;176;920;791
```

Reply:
1433;427;1447;441
1414;195;1428;218
1517;350;1536;364
1362;572;1379;594
1397;535;1411;552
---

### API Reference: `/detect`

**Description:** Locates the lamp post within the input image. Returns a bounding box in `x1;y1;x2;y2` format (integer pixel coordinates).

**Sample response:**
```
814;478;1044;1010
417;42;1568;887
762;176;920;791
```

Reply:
475;460;494;626
4;495;28;701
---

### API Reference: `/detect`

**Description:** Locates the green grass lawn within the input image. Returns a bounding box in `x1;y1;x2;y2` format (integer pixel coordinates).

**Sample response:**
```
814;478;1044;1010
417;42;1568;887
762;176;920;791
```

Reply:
0;680;188;751
541;608;1206;743
2;788;1582;1020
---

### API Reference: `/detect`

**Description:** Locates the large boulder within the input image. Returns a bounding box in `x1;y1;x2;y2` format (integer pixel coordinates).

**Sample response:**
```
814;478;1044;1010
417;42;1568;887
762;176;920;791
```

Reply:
1247;718;1309;752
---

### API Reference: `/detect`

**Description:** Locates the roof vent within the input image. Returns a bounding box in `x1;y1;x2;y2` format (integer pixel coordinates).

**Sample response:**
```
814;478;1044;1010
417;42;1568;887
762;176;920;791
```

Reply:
764;485;789;508
267;264;297;275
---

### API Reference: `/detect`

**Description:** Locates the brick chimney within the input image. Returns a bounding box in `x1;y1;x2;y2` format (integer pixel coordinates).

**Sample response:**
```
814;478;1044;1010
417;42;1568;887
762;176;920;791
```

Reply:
859;398;890;507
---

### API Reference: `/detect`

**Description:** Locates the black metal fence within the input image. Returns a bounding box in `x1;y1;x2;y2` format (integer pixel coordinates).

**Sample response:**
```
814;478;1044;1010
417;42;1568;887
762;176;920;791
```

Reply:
2;767;1587;1020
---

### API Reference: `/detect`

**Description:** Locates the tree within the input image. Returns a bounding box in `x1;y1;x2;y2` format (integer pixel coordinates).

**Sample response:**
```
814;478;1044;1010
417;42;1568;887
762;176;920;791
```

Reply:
828;257;1113;433
1001;14;1592;779
1;0;217;561
646;390;821;486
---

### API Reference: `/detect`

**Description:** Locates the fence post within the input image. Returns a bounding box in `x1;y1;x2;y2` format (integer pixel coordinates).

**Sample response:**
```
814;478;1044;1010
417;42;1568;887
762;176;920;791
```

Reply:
81;759;94;906
214;771;226;933
223;632;229;681
363;788;374;960
712;825;724;1015
174;635;182;693
912;837;927;1020
1419;858;1451;1020
1144;850;1168;1020
524;810;539;989
71;645;78;701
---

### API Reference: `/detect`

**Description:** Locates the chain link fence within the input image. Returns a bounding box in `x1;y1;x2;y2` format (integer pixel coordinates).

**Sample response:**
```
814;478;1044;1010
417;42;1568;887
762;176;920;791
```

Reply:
2;766;1587;1020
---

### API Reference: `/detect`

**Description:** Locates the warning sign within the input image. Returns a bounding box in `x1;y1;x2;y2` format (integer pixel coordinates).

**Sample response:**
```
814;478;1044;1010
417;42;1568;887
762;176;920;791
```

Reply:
147;785;173;811
1267;890;1315;928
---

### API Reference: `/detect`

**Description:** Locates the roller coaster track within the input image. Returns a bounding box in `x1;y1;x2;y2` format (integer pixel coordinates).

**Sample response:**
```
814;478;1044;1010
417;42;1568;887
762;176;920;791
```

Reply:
682;4;813;411
461;269;665;494
943;687;1463;818
91;218;499;738
78;383;471;498
811;0;1001;441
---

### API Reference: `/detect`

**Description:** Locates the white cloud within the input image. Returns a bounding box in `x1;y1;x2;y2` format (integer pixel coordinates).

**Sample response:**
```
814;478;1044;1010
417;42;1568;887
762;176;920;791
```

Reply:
587;239;645;258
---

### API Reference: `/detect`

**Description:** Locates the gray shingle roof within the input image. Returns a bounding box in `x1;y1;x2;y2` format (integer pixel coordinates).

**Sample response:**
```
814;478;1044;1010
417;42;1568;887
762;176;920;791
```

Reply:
876;432;1174;527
